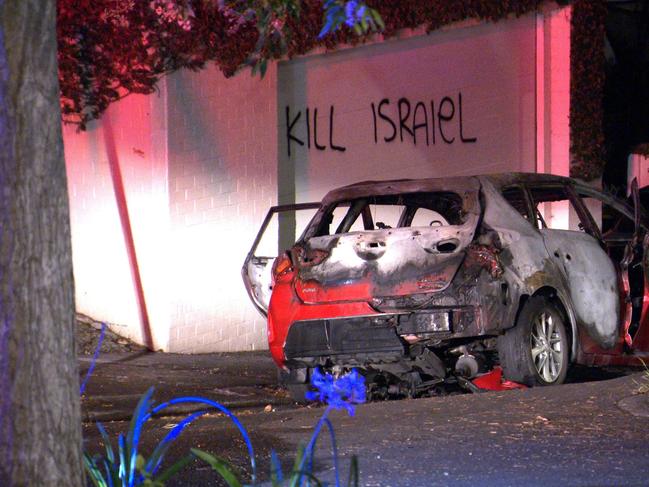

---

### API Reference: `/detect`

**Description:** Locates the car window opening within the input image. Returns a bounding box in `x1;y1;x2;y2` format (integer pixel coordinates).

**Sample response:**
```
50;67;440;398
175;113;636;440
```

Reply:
314;192;466;237
528;186;587;232
501;186;532;222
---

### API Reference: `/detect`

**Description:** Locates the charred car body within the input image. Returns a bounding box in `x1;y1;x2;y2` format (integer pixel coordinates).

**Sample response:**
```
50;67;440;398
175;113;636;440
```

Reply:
243;174;649;398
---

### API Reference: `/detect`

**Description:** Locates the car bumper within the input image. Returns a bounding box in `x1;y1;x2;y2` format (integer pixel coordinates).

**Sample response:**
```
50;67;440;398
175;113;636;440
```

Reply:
280;308;479;367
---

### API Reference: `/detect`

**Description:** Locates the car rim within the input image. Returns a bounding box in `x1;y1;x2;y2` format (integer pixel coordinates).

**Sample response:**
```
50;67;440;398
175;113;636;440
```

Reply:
530;311;563;383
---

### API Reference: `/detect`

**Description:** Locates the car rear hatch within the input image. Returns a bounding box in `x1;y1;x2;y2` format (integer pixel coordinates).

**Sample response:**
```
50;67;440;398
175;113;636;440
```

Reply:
293;177;482;304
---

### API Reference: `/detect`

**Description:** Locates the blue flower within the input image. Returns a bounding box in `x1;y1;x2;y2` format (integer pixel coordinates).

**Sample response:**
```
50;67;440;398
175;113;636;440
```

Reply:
344;0;358;27
305;368;366;416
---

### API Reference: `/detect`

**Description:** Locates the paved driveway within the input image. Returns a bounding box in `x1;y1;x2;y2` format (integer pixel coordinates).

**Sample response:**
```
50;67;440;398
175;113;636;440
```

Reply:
80;352;649;486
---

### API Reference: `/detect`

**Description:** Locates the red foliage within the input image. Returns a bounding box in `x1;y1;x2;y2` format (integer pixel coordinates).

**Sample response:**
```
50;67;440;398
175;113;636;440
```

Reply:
57;0;257;128
278;0;543;60
569;0;607;181
58;0;545;128
58;0;605;179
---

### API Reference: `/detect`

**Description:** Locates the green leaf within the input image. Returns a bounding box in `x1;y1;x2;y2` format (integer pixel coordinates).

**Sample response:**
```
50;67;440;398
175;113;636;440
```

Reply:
96;422;115;465
118;433;127;484
136;454;146;472
347;455;359;487
125;387;155;481
288;444;306;487
83;452;107;487
154;454;195;484
288;470;323;487
328;5;343;15
360;18;368;33
191;449;243;487
353;23;362;35
370;9;385;29
270;449;283;486
319;17;334;38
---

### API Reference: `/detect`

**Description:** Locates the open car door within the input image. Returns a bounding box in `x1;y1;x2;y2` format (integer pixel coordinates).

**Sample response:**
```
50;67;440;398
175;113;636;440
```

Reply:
572;178;649;357
242;203;320;317
628;179;649;352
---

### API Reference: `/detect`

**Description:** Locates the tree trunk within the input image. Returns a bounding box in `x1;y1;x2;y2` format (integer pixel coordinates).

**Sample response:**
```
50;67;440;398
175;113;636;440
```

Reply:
0;0;83;485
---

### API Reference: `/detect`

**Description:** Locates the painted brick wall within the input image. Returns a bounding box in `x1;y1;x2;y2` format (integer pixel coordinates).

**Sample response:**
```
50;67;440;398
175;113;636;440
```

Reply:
535;6;573;229
63;64;278;353
63;91;170;348
537;6;571;177
165;63;278;353
63;7;570;353
278;14;538;208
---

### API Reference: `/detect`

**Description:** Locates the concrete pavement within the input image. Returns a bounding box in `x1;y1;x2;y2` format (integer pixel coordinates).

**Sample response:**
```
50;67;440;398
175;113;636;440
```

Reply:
80;351;649;486
79;351;296;422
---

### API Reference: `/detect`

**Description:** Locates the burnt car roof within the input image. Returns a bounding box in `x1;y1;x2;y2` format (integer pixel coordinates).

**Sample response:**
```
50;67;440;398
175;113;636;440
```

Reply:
480;172;575;187
321;172;575;205
321;176;481;205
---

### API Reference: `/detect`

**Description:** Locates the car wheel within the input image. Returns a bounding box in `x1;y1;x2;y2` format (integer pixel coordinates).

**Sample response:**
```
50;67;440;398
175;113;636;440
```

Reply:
498;296;569;386
278;369;310;403
286;383;310;403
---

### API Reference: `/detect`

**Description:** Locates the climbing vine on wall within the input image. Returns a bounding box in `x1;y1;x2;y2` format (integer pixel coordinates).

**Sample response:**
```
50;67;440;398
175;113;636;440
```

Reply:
58;0;258;128
569;0;606;181
58;0;606;180
58;0;546;128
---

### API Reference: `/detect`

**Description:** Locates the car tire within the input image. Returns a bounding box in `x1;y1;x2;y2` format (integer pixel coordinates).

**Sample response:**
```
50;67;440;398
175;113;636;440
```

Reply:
498;296;570;386
278;369;310;403
286;383;310;403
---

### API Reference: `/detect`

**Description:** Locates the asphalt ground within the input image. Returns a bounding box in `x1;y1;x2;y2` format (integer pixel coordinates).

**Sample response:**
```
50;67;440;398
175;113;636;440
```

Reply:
79;351;292;422
80;351;649;486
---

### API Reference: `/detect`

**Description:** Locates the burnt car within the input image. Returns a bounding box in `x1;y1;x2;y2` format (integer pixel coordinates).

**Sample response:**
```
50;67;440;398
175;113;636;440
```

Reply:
243;173;649;398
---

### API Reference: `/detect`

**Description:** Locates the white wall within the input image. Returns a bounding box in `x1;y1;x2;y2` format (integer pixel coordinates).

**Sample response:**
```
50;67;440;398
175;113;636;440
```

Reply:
164;64;278;352
63;91;170;349
63;5;572;352
278;14;538;206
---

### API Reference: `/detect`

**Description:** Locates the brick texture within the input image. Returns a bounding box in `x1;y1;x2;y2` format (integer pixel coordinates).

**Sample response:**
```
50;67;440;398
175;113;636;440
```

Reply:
63;91;170;349
277;14;538;205
63;9;570;353
165;63;277;353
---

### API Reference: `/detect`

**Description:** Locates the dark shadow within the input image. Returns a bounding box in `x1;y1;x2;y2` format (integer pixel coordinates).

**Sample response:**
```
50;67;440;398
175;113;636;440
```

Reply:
565;364;638;383
78;349;153;374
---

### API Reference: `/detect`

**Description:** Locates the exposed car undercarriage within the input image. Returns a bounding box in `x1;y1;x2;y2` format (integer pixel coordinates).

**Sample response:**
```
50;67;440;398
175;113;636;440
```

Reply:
284;336;503;399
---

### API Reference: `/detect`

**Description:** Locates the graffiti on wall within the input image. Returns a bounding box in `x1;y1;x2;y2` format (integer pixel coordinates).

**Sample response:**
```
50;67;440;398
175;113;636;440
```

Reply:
285;92;477;157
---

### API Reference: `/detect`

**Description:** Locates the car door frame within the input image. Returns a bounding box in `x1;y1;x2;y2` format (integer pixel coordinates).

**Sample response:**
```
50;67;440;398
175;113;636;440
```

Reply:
574;182;649;353
523;181;622;352
242;202;321;317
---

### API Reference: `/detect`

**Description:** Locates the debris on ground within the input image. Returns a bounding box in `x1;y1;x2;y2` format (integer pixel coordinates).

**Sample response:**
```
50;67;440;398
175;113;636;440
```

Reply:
76;313;147;355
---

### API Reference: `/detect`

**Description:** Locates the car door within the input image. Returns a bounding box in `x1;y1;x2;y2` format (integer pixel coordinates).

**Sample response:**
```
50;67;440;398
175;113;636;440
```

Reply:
634;230;649;351
527;183;620;350
242;203;320;317
577;181;649;353
625;180;649;352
